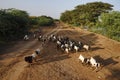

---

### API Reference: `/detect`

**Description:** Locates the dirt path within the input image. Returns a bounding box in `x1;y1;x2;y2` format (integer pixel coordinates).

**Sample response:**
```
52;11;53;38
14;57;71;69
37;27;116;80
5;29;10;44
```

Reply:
0;23;120;80
0;24;62;80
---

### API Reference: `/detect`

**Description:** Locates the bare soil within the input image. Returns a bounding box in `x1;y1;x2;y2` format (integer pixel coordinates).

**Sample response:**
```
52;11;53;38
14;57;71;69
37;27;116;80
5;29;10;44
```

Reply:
0;23;120;80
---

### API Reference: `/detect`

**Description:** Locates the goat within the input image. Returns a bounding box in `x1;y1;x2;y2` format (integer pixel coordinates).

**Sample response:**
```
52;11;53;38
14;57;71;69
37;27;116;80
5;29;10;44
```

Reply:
57;40;61;45
78;54;85;63
56;40;61;49
89;57;100;68
65;43;69;48
24;49;41;64
83;44;90;51
31;49;41;62
61;44;65;51
78;41;83;49
78;54;90;64
65;48;69;54
35;48;41;55
24;35;29;41
38;35;42;41
24;56;33;63
74;45;79;53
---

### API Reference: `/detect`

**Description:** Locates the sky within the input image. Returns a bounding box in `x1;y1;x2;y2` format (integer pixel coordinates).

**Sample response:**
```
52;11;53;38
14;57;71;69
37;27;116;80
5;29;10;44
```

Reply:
0;0;120;19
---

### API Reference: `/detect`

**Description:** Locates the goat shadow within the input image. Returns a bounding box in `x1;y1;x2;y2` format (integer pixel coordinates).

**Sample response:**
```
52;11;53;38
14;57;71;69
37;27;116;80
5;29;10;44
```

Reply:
93;55;118;67
105;68;120;80
34;54;71;65
91;46;104;51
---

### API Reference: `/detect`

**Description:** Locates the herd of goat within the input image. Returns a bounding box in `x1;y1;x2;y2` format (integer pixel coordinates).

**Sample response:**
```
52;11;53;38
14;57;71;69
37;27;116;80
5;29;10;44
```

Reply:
24;33;101;69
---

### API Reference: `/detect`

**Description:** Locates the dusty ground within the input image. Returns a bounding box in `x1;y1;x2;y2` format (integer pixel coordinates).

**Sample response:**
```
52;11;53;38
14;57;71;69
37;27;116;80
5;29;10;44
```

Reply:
0;23;120;80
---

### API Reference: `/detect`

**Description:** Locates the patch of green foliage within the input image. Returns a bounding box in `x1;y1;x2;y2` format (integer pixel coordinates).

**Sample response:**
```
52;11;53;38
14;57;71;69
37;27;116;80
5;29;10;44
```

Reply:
60;2;113;27
29;15;54;27
0;8;55;43
92;11;120;41
0;8;30;41
60;2;120;42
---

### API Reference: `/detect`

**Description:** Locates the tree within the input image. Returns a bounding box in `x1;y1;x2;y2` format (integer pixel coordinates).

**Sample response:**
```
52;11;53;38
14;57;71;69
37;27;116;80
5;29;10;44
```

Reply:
37;15;54;26
29;16;38;25
95;11;120;41
0;8;30;41
60;10;73;24
60;2;113;26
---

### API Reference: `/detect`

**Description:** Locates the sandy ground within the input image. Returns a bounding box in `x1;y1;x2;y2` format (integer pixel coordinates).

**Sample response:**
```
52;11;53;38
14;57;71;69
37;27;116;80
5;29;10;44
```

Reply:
0;23;120;80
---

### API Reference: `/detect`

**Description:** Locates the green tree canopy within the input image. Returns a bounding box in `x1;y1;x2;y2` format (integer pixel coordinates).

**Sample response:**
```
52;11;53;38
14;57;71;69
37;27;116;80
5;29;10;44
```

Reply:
95;11;120;41
60;2;113;26
37;15;54;26
0;8;30;41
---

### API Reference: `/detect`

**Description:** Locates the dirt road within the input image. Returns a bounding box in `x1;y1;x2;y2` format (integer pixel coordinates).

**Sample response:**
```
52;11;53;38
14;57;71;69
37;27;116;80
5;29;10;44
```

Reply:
0;23;120;80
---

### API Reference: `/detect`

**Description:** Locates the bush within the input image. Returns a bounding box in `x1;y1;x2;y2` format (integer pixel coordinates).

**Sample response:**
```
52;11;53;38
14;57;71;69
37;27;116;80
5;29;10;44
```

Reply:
37;16;54;26
0;8;30;41
91;11;120;41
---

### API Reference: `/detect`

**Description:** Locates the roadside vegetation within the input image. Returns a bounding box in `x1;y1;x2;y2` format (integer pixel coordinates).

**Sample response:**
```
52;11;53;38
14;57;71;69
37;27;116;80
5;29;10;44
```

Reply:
0;8;54;44
60;2;120;41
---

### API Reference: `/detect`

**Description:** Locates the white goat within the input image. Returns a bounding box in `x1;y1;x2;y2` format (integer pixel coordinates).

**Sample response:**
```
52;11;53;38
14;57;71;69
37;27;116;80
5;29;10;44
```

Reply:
61;44;65;51
65;48;69;54
31;52;38;62
78;54;85;63
89;57;100;68
32;53;37;58
35;48;41;55
83;44;90;51
57;40;61;45
65;43;69;48
24;35;29;40
74;45;79;52
78;54;90;64
31;49;41;62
